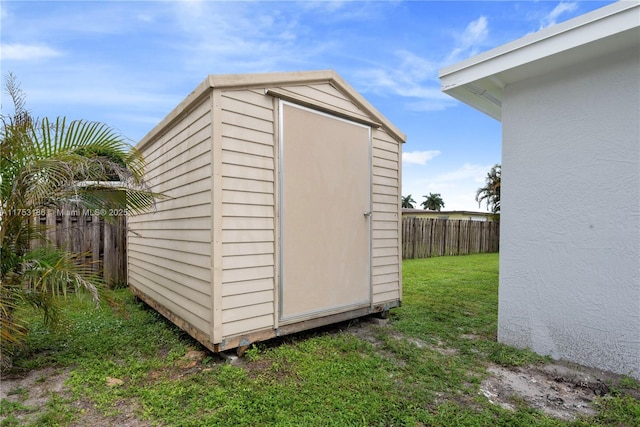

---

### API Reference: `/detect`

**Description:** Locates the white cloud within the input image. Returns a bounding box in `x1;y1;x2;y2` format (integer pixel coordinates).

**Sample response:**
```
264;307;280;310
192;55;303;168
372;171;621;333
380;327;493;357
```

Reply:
402;150;441;166
462;16;489;46
137;13;154;23
359;69;446;99
32;87;175;107
355;50;456;111
357;15;489;111
300;0;391;22
2;2;155;39
301;1;348;13
169;1;331;73
357;50;438;95
405;99;456;112
446;16;489;64
1;43;62;60
436;163;488;183
539;2;578;29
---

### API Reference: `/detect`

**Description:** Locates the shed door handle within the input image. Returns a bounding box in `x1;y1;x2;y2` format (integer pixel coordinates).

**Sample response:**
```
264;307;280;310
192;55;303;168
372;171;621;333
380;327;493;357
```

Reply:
363;211;371;217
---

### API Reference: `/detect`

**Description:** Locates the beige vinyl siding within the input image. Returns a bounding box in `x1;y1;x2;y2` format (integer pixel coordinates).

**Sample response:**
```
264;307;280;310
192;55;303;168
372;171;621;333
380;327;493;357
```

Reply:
129;271;211;332
219;89;276;337
371;129;401;304
272;83;372;123
128;96;214;338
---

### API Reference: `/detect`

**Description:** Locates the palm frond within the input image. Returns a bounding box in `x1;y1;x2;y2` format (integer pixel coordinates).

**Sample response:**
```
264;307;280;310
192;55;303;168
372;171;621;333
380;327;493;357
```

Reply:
1;75;160;364
21;246;101;305
0;246;103;359
36;117;128;157
476;164;501;213
6;118;157;217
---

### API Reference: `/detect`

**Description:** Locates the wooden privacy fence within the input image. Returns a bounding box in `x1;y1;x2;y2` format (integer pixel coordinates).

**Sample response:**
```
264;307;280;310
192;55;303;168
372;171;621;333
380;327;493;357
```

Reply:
31;205;127;285
31;209;497;280
402;217;499;259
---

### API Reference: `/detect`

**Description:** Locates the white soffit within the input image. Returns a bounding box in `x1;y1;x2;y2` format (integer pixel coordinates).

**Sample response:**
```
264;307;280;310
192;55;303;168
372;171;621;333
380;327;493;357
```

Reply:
439;1;640;121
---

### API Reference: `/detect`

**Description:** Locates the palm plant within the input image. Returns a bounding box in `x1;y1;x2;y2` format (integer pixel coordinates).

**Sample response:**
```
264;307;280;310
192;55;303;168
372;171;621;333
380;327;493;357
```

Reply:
476;164;501;214
401;194;416;209
1;74;156;369
421;193;445;211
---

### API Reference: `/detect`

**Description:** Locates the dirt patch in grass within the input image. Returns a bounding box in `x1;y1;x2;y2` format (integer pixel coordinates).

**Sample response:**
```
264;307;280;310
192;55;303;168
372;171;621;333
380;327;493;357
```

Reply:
346;317;392;346
68;398;152;427
1;366;69;424
2;319;637;426
243;358;302;385
349;318;633;422
0;349;219;426
0;366;152;427
480;361;629;420
1;367;71;426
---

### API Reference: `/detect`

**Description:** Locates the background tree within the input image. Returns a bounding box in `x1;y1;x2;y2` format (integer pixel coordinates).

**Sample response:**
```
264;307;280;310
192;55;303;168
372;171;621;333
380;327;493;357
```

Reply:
401;194;416;209
0;74;156;370
421;193;445;211
476;164;501;214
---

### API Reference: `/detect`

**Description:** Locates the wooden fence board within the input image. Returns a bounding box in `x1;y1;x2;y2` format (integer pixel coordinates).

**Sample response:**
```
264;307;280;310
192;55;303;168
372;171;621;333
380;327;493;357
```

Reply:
31;207;498;282
30;205;127;285
402;217;499;259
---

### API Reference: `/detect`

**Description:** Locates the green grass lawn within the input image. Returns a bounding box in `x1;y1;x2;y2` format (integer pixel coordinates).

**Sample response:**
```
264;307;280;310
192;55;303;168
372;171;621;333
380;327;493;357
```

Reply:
1;254;638;426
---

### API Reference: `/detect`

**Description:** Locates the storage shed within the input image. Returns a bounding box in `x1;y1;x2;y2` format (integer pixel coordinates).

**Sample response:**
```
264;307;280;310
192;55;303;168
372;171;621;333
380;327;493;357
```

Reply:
128;70;405;353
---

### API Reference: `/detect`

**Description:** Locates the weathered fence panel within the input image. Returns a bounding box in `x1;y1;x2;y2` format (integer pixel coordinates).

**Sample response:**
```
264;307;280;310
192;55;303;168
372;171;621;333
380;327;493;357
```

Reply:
402;217;499;259
31;210;497;278
31;205;127;285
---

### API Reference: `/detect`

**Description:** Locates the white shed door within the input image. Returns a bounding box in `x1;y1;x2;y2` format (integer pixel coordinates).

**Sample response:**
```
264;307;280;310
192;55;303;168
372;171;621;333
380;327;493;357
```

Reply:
280;102;371;322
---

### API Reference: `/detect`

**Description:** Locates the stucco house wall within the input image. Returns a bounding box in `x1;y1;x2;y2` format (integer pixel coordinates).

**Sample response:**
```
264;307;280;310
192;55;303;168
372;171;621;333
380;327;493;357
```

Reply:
439;1;640;379
501;45;640;378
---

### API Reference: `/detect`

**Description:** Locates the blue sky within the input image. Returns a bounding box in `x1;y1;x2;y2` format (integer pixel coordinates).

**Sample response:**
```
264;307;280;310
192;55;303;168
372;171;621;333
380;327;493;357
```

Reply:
1;0;616;211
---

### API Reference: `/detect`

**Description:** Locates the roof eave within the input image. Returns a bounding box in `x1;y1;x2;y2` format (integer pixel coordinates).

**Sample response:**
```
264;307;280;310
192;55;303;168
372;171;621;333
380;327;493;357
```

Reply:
438;1;640;121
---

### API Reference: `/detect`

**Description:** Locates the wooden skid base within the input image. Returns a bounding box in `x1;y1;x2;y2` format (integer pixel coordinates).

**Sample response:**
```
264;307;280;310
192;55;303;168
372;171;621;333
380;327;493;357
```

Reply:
130;285;400;354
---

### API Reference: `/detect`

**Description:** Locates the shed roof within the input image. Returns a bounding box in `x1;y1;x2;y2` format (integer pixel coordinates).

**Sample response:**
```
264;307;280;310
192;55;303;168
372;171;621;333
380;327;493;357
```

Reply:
439;1;640;121
139;70;406;149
